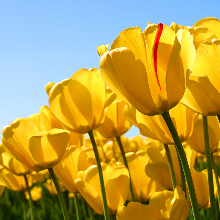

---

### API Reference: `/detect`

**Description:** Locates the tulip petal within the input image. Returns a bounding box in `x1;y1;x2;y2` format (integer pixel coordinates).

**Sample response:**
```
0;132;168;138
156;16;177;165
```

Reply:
101;48;161;115
29;129;70;169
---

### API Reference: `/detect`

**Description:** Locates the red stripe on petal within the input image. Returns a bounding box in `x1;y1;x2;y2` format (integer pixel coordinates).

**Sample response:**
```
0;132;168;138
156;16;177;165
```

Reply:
153;23;163;90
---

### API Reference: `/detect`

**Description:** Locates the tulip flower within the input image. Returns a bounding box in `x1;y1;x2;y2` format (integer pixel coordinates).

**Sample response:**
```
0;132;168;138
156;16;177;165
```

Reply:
97;44;110;57
75;159;130;215
145;145;182;190
193;17;220;39
116;202;160;220
149;186;190;220
48;68;117;134
187;115;220;154
189;169;218;209
45;82;55;95
25;186;42;201
100;23;195;116
181;39;220;116
117;186;189;220
97;100;132;138
2;118;70;171
125;151;160;202
0;143;30;176
124;102;195;145
170;22;217;49
0;166;33;191
53;145;96;193
43;179;65;195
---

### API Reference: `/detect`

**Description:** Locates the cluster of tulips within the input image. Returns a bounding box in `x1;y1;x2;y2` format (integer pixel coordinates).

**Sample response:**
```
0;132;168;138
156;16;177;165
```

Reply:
1;16;220;220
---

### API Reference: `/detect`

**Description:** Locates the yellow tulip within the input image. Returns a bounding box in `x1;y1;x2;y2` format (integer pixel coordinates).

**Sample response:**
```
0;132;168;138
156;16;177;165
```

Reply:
189;169;218;209
181;39;220;115
97;44;110;57
2;118;70;170
100;24;195;116
0;167;33;191
116;202;160;220
149;186;190;220
170;22;217;49
49;68;117;134
45;82;55;95
117;186;189;220
25;186;42;201
1;151;30;176
97;100;132;138
125;151;160;202
75;159;130;215
43;179;65;195
53;145;96;193
145;145;182;190
124;102;195;144
187;115;220;154
193;17;220;39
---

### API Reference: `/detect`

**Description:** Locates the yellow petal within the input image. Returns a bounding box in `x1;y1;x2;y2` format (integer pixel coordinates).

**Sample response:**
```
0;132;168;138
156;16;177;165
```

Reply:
101;48;161;115
116;202;160;220
29;129;70;169
193;17;220;39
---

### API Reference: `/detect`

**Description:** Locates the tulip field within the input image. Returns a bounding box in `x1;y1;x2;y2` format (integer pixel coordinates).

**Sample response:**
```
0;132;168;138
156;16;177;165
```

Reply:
1;17;220;220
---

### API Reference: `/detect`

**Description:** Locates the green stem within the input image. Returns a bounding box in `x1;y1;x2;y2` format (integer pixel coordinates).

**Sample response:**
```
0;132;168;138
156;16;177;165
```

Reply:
162;111;201;220
88;130;110;220
81;197;89;219
116;136;135;201
203;116;217;220
68;197;73;215
21;191;27;220
24;175;34;220
74;193;82;220
163;144;177;190
86;202;95;220
176;146;187;197
110;214;117;220
48;168;69;220
211;154;220;213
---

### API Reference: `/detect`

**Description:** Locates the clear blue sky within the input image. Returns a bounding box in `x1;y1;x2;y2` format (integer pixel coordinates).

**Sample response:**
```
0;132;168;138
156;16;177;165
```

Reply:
0;0;219;137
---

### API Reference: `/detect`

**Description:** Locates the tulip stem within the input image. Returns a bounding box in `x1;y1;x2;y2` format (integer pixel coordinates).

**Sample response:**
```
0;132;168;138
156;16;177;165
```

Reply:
116;136;135;201
21;191;27;220
24;175;34;220
111;214;117;220
68;197;73;215
203;116;217;220
74;193;82;220
88;130;110;220
163;144;177;190
176;148;187;197
211;154;220;213
162;111;201;220
48;168;69;220
86;202;95;220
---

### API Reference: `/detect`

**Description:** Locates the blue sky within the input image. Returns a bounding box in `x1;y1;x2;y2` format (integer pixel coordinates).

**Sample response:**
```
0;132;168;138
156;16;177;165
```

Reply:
0;1;219;137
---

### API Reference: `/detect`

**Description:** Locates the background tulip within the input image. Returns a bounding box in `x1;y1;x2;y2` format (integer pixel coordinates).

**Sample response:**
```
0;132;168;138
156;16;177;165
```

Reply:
97;100;132;138
181;39;220;116
75;159;130;215
2;118;70;170
187;115;220;154
53;145;96;193
125;151;160;202
49;68;116;134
